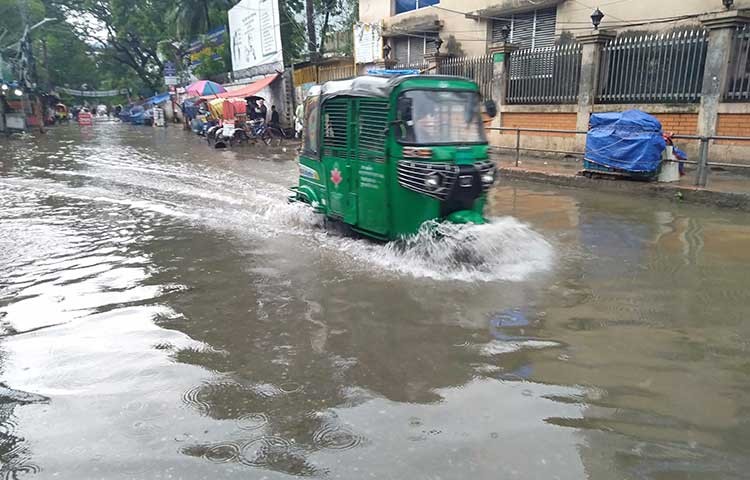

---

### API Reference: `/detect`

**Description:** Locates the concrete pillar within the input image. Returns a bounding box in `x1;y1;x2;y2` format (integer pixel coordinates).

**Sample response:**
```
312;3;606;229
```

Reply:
487;42;516;108
575;30;615;150
424;53;442;74
697;10;750;139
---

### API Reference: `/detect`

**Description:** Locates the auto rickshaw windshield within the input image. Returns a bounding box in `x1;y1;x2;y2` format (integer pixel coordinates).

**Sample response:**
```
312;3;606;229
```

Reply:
396;90;486;146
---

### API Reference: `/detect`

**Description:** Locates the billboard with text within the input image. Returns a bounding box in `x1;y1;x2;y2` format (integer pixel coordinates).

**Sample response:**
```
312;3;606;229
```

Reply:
354;23;382;65
228;0;282;73
188;26;226;67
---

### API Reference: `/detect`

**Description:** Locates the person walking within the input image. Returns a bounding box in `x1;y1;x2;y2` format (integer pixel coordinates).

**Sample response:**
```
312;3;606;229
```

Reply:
257;99;268;123
269;105;280;129
294;102;304;139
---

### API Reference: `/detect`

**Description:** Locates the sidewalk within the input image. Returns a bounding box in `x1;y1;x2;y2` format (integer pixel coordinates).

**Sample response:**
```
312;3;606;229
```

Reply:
493;153;750;210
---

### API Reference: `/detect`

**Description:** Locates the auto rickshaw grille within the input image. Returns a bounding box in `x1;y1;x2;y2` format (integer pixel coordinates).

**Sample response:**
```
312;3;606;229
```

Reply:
397;161;458;200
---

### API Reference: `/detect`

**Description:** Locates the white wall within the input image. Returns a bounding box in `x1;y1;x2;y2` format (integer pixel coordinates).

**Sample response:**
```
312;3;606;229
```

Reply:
359;0;750;56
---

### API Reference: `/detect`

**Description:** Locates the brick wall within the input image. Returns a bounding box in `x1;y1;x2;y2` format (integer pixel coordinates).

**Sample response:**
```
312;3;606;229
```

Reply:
500;112;577;137
650;113;698;135
716;114;750;145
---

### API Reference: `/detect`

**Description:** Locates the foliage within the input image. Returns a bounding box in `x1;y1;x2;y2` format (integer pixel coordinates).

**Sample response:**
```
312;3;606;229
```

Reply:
308;0;358;57
2;0;359;94
50;0;177;91
280;0;357;62
279;0;305;65
36;23;99;88
0;0;46;81
0;0;46;44
171;0;235;41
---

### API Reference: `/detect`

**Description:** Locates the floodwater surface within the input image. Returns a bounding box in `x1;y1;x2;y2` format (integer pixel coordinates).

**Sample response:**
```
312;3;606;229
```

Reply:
1;123;749;479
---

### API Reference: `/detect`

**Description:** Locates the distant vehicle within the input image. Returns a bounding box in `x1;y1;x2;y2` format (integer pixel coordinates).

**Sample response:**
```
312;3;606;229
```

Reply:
290;74;497;241
54;103;69;123
128;105;146;125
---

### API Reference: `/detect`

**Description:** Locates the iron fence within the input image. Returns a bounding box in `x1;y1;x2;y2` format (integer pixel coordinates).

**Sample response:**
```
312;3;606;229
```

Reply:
506;43;582;104
597;29;708;104
725;24;750;101
393;61;429;72
437;55;494;99
487;126;750;187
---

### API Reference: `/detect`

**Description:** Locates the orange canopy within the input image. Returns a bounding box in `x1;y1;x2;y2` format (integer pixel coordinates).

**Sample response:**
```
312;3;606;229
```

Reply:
201;74;278;100
223;99;237;119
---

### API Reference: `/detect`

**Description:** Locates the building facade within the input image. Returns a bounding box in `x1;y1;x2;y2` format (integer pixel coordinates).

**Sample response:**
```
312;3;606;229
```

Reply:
357;0;750;168
362;0;750;58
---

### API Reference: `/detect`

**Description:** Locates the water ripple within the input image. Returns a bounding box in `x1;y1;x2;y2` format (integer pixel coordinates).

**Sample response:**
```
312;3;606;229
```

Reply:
312;424;365;451
238;436;292;467
236;412;269;431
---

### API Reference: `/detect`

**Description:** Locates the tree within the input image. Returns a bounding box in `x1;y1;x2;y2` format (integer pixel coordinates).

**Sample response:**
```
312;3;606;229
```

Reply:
279;0;304;65
51;0;176;91
297;0;357;59
304;0;316;61
171;0;236;41
36;23;99;88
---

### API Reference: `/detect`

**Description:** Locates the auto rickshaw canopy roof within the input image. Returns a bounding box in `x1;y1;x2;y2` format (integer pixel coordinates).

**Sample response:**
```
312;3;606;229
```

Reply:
311;75;480;103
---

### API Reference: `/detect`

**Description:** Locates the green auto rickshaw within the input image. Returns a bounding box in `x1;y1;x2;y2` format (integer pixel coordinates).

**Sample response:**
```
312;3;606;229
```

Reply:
291;74;497;241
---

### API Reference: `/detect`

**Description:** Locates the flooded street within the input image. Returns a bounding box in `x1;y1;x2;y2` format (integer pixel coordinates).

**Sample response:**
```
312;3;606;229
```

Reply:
1;123;749;479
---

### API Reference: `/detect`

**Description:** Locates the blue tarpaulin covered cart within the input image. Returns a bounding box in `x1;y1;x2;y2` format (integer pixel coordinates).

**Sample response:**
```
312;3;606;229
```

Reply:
584;110;667;180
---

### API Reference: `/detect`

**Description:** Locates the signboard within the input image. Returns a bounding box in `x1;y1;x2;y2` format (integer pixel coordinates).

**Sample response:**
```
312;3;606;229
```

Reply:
164;61;177;76
228;0;282;73
188;26;226;67
5;113;26;131
57;87;129;97
78;112;93;126
164;76;179;86
354;22;382;64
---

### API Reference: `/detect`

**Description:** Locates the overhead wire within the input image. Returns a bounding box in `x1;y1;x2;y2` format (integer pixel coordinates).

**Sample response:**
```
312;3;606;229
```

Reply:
428;3;717;27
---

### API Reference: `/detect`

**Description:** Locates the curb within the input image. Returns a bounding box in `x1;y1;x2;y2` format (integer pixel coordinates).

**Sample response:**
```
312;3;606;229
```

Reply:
498;167;750;211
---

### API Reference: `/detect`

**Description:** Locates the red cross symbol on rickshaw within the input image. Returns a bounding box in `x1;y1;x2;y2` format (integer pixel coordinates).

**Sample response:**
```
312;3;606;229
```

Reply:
331;167;343;186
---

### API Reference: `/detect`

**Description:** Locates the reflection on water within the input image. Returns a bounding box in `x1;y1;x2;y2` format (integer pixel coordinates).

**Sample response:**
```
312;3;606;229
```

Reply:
0;124;749;479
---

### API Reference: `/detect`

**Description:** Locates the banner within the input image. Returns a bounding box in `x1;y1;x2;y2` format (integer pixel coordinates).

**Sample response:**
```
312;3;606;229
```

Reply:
188;26;226;67
354;22;382;64
57;87;129;98
228;0;282;73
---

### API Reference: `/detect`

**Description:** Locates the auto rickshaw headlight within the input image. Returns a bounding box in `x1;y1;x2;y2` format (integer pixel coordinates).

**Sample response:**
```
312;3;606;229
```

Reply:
481;172;495;184
425;172;442;189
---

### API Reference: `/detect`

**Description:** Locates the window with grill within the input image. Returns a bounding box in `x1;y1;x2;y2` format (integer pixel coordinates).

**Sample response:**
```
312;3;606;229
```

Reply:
322;99;349;156
390;33;437;66
357;99;389;162
395;0;439;15
303;95;320;157
491;7;557;50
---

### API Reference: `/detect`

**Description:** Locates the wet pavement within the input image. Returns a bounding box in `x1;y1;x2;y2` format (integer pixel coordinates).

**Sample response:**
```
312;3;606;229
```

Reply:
1;123;749;479
496;152;750;196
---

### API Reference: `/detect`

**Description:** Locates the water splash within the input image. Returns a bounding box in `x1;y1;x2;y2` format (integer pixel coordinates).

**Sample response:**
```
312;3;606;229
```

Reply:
339;217;555;282
2;134;553;283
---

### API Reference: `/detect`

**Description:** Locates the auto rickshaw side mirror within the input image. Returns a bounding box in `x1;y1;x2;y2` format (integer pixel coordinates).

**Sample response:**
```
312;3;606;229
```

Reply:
485;100;498;118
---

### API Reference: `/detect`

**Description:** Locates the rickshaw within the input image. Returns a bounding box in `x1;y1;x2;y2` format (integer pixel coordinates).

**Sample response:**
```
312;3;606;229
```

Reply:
205;97;249;147
54;103;69;123
290;74;497;241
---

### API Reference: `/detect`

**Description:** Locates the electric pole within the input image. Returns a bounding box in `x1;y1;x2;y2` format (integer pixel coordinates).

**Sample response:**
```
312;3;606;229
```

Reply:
305;0;318;62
